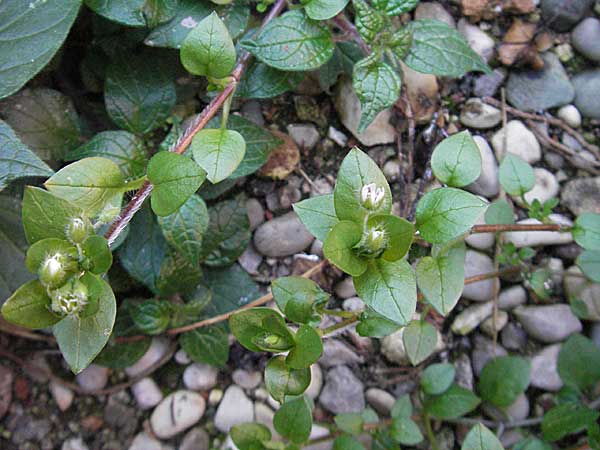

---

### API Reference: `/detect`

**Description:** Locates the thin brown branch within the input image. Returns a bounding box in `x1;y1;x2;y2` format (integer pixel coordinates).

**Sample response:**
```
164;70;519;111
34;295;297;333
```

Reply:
471;223;566;233
332;12;371;55
104;0;287;246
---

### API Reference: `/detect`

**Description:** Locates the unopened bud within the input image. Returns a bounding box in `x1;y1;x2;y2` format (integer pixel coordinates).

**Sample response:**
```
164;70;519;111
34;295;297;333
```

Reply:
50;278;88;316
39;253;71;288
361;183;385;210
66;217;90;244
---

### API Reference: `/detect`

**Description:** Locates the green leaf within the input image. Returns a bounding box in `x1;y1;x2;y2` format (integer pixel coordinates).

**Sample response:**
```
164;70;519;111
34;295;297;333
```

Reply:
0;120;53;191
85;0;145;26
513;438;552;450
0;1;81;99
334;147;392;223
323;221;367;277
286;324;323;369
355;259;417;326
498;154;535;196
119;206;167;293
105;51;176;134
403;20;490;77
461;424;504;450
353;59;401;133
200;264;260;316
81;235;113;275
423;384;481;419
421;363;456;395
147;151;206;216
53;274;117;374
180;324;230;367
557;333;600;390
372;0;418;15
416;243;465;316
479;356;530;408
431;131;482;187
333;434;367;450
334;413;364;436
22;187;90;245
542;403;599;442
265;355;311;403
130;299;171;335
241;10;334;72
191;129;246;184
45;157;128;217
402;319;437;365
391;395;412;419
144;0;179;28
577;250;600;283
352;0;385;42
230;307;296;353
237;61;303;99
273;396;313;444
158;194;209;266
25;238;77;274
573;213;600;251
305;0;350;20
293;194;339;242
390;28;413;59
1;280;60;329
144;0;248;48
390;417;423;446
199;196;251;267
180;12;236;79
231;423;272;450
485;200;515;225
367;214;414;261
66;131;146;180
318;42;364;92
415;187;488;243
94;338;151;369
0;88;81;161
272;276;328;324
356;308;401;337
156;249;203;297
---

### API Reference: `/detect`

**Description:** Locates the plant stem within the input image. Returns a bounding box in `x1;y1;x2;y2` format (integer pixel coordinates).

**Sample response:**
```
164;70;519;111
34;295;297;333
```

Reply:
424;413;440;450
321;316;360;335
103;0;287;246
318;308;357;319
470;223;567;234
331;12;371;55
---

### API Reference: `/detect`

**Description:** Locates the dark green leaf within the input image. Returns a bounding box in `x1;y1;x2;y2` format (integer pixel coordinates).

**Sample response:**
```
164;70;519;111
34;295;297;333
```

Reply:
191;129;246;183
323;221;367;277
513;438;552;450
286;324;323;369
66;131;146;180
557;333;600;390
305;0;350;21
0;88;81;161
231;423;272;450
334;413;364;436
81;235;113;274
86;0;146;26
201;264;260;316
147;151;206;216
498;154;535;196
423;384;481;419
158;194;209;266
293;194;339;242
180;324;229;367
265;355;311;403
573;213;600;251
230;307;295;353
237;61;303;99
479;356;530;408
415;187;488;243
431;131;482;187
356;308;401;337
372;0;418;15
273;396;313;444
241;10;334;72
355;259;417;326
352;58;401;133
1;280;59;329
333;434;367;450
180;12;236;79
130;299;171;335
352;0;385;42
421;363;456;395
93;338;151;369
403;319;437;365
0;1;81;99
0;120;53;190
156;249;203;296
576;250;600;283
542;403;599;442
272;276;328;324
403;20;490;77
105;52;176;134
461;423;504;450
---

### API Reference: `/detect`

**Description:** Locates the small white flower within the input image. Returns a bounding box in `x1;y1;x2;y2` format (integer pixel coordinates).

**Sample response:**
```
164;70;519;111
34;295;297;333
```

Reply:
44;254;63;278
361;183;385;209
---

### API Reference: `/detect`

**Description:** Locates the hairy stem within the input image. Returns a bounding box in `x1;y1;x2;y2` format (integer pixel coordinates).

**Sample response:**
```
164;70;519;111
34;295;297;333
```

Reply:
470;223;567;234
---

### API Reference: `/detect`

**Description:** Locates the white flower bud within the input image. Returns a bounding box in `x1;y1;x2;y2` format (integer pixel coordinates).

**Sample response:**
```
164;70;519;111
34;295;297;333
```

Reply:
39;253;70;288
361;183;385;209
50;278;88;316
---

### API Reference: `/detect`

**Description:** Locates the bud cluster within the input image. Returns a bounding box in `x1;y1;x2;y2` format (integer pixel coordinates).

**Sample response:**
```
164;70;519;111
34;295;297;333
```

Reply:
361;183;385;210
50;278;89;316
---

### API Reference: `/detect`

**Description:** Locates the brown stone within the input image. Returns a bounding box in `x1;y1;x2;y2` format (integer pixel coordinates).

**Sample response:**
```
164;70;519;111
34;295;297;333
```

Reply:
398;62;439;124
499;19;539;67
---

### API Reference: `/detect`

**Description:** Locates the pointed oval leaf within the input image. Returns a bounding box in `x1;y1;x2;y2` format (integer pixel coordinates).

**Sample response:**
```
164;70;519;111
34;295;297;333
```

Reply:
573;213;600;251
265;355;311;403
273;396;313;444
421;363;456;395
461;424;504;450
402;319;437;365
229;307;295;353
498;153;535;196
305;0;350;20
431;131;482;187
423;384;481;419
1;280;60;329
286;324;323;369
576;249;600;283
478;356;530;407
323;220;368;277
367;214;414;262
179;324;230;367
293;194;340;242
372;0;418;15
191;129;246;183
272;276;328;324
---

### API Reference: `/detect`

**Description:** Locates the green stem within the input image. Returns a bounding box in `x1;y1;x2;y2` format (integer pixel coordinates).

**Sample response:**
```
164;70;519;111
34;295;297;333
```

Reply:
220;90;234;131
424;413;440;450
318;308;357;319
321;316;359;335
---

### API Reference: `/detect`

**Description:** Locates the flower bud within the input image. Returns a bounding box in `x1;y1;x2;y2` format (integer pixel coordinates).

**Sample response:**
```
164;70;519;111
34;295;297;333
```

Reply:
38;253;72;288
361;183;385;210
65;217;90;244
354;226;388;258
50;278;88;316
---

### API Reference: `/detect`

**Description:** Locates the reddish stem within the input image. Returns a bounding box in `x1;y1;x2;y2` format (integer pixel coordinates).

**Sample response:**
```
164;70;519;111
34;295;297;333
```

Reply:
470;223;566;234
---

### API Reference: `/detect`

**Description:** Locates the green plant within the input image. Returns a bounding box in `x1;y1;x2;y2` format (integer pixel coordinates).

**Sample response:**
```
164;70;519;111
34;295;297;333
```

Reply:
1;0;600;448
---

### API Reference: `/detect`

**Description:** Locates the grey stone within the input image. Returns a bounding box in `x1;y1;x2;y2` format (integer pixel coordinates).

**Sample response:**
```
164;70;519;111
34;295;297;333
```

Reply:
472;335;508;376
306;364;323;400
561;177;600;215
366;388;396;415
498;285;527;310
541;0;593;31
238;244;263;275
483;393;529;421
557;104;582;128
466;136;500;198
319;339;364;368
104;393;138;437
128;432;162;450
454;353;474;390
415;2;455;27
240;100;265;126
287;124;320;150
232;369;262;390
473;69;507;98
491;120;541;163
504;215;574;247
501;322;528;350
462;250;496;302
522;168;559;205
215;386;254;432
506;53;574;111
381;326;444;365
125;338;170;377
131;377;163;410
564;265;600;321
319;366;365;414
451;302;494;335
458;20;495;62
75;364;108;393
514;304;582;343
572;70;600;118
343;296;365;312
151;391;206;439
246;198;265;231
183;363;218;391
62;437;89;450
530;344;563;391
460;98;502;129
254;403;277;437
50;381;74;411
465;213;495;250
334;277;356;299
180;428;209;450
327;126;348;147
253;212;314;257
592;323;600;348
481;310;509;336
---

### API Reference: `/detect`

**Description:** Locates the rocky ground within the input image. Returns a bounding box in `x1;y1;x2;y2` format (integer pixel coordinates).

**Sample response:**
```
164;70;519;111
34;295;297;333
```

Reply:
2;0;600;449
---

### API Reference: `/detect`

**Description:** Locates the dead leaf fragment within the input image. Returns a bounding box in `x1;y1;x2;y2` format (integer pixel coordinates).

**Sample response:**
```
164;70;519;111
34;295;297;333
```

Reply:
258;130;300;180
499;19;542;68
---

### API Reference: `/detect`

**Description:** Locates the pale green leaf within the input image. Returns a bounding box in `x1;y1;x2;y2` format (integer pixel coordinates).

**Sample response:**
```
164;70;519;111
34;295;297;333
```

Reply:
498;154;535;196
305;0;349;20
191;129;246;183
403;319;437;365
461;424;504;450
431;131;482;187
1;280;59;329
293;194;339;242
